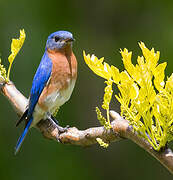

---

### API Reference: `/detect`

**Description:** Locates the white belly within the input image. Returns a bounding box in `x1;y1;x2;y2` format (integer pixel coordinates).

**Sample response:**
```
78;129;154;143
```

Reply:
47;78;76;112
32;79;76;127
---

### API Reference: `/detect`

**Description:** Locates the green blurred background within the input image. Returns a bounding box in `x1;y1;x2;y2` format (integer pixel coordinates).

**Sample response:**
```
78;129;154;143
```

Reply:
0;0;173;179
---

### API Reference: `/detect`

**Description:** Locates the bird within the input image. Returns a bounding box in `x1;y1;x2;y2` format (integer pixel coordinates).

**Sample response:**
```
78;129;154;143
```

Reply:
15;30;77;154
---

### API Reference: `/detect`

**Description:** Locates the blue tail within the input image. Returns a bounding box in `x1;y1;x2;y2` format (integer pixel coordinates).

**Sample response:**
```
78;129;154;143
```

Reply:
15;117;33;155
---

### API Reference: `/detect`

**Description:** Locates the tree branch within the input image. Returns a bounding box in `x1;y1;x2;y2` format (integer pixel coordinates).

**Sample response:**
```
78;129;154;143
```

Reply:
1;81;173;174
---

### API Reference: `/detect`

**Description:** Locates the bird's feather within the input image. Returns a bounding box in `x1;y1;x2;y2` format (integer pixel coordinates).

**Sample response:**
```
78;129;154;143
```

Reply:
15;52;52;154
15;30;76;154
27;51;52;118
15;117;33;155
16;109;28;127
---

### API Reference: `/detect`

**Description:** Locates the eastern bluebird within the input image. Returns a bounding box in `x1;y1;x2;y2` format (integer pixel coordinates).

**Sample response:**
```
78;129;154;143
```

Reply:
15;31;77;154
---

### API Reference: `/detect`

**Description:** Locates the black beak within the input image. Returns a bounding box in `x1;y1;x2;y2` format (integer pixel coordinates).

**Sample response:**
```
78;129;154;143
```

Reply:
65;37;75;42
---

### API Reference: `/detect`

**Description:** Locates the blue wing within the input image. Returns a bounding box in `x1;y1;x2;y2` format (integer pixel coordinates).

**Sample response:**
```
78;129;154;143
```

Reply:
16;52;52;126
27;51;52;118
15;51;52;154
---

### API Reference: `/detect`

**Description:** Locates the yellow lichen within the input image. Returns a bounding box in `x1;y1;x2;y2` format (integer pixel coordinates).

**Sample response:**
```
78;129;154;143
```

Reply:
96;107;111;130
0;58;7;82
96;138;109;148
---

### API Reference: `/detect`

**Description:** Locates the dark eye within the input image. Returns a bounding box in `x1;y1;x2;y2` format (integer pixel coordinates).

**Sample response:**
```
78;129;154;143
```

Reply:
54;36;60;42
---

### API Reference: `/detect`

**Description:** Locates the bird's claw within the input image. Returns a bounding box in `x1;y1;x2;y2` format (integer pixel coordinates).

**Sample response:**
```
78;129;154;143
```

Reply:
48;114;69;133
50;115;59;125
57;124;70;133
56;125;70;143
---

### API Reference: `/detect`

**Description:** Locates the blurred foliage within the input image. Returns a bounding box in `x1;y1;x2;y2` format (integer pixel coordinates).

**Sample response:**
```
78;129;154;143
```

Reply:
1;0;173;180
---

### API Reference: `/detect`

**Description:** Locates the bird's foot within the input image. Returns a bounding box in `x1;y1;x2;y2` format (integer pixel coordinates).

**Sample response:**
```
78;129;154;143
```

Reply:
57;124;70;133
47;113;69;133
51;115;59;125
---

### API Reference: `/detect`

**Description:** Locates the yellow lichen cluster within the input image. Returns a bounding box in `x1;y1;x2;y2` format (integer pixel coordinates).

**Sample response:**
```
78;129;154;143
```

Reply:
84;52;116;129
96;138;109;148
96;107;110;130
0;29;26;82
84;42;173;151
0;59;7;82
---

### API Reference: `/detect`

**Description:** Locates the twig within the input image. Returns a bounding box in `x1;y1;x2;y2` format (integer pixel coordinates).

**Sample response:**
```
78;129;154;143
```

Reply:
0;81;173;174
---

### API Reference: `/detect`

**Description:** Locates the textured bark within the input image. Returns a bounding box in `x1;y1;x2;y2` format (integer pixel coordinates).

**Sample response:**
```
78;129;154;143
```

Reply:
1;81;173;174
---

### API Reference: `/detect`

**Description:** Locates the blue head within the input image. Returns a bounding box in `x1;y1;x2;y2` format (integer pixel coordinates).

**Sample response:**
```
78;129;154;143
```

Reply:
46;31;74;51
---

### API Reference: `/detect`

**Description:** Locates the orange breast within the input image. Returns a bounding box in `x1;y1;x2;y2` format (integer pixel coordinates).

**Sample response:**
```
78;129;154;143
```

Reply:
38;50;77;111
